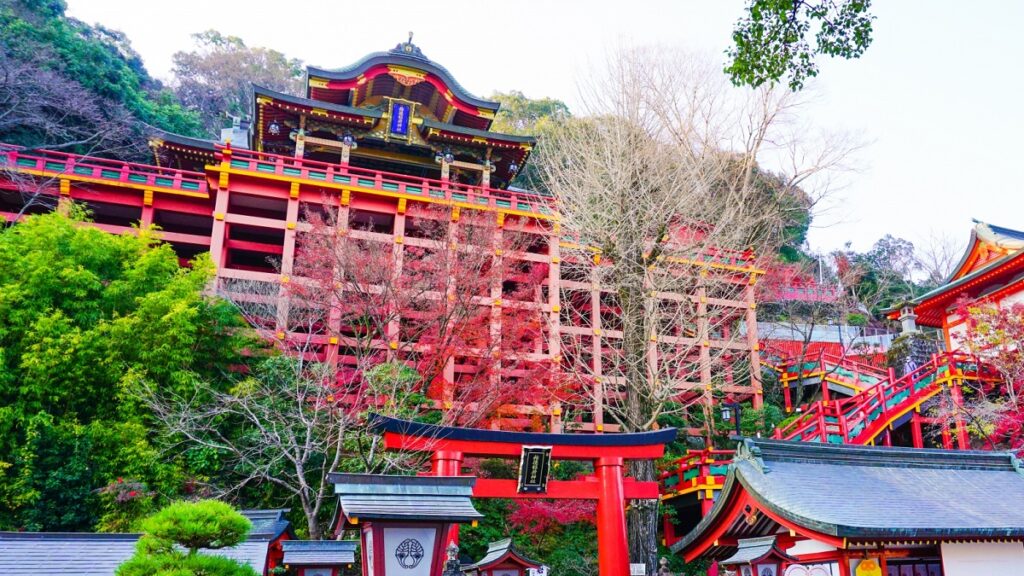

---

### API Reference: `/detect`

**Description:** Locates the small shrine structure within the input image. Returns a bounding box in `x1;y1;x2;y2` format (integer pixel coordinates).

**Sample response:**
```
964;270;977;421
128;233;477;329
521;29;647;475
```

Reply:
461;538;542;576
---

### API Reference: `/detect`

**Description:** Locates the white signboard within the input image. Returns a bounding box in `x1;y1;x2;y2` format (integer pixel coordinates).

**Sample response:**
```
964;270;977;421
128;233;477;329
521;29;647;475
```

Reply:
784;565;835;576
383;527;437;576
630;563;647;575
527;567;549;576
365;528;374;576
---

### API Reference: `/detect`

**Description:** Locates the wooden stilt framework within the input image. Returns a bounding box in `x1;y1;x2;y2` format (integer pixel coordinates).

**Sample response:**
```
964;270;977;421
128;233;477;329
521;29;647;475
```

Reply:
0;139;766;431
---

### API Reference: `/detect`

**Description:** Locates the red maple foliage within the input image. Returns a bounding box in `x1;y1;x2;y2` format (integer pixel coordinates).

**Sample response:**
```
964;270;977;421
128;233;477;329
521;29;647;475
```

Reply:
508;499;596;534
955;298;1024;451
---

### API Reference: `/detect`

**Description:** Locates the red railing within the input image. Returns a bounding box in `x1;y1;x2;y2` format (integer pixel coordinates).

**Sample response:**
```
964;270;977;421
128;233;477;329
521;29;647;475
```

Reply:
0;144;208;196
767;284;842;303
218;146;555;217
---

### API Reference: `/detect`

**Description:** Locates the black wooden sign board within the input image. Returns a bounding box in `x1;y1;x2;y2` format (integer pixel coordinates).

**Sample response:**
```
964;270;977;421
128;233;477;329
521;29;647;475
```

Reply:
517;445;552;494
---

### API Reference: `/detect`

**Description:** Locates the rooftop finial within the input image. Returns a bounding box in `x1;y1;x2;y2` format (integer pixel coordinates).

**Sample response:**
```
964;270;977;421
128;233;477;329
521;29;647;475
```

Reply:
391;32;426;59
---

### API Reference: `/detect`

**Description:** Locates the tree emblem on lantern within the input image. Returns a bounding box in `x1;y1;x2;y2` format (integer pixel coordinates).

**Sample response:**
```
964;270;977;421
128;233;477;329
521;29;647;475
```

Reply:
395;538;425;569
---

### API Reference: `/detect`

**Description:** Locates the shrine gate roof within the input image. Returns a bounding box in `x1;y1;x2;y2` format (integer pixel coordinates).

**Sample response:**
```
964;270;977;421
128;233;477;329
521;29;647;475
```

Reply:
369;414;677;451
328;473;484;523
282;540;358;565
673;439;1024;561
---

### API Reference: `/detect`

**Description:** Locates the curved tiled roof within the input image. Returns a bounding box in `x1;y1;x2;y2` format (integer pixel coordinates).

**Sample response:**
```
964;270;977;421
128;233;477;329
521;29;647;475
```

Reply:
254;85;382;119
307;41;499;111
328;473;484;523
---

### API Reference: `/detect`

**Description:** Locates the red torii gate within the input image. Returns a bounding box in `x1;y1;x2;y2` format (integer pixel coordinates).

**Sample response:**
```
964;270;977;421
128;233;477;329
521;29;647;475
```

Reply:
369;415;677;576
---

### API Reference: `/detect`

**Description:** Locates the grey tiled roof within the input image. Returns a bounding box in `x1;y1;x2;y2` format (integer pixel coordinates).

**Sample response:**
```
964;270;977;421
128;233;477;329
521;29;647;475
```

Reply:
253;85;382;120
0;532;272;575
420;118;536;144
241;508;293;539
282;540;358;565
329;473;483;522
0;533;138;575
720;536;793;566
674;439;1024;556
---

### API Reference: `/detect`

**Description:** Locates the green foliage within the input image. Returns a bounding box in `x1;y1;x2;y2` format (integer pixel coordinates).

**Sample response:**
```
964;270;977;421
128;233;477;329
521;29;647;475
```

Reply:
97;477;156;533
0;0;202;154
117;500;257;576
846;312;868;326
687;401;787;449
0;209;254;531
488;91;571;193
836;234;923;317
117;552;258;576
138;500;251;552
726;0;875;90
172;30;305;136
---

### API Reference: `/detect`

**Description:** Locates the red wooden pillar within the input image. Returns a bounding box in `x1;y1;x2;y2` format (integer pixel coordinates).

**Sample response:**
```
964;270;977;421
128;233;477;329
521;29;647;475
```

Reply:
782;375;792;412
209;147;232;271
432;450;464;546
911;411;925;448
950;375;969;449
595;456;628;576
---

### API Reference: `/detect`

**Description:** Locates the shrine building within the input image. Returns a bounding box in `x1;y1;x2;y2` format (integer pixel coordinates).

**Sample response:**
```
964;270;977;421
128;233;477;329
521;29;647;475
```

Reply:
890;219;1024;349
0;38;765;432
672;438;1024;576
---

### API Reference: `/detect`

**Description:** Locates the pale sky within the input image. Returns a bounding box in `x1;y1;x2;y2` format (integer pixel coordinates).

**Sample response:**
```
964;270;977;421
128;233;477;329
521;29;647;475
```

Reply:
66;0;1024;256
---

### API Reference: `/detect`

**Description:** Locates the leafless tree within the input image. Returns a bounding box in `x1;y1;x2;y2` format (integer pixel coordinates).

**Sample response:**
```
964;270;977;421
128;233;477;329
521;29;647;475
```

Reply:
0;50;145;217
915;229;964;286
541;48;857;571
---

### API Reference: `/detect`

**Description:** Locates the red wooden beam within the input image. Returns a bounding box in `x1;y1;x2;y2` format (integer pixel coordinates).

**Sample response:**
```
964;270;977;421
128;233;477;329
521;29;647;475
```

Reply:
472;477;659;500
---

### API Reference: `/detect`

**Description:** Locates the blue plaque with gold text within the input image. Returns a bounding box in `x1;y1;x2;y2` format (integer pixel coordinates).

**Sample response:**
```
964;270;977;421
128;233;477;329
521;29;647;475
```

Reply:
390;101;411;137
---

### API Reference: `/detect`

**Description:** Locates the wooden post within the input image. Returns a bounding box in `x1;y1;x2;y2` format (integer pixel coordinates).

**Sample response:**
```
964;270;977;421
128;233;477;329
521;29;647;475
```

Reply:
595;456;628;576
911;411;925;448
745;282;763;408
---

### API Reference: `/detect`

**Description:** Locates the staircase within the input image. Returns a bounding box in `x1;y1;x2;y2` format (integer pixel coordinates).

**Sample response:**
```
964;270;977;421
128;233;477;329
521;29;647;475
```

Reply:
769;349;888;409
659;351;1001;546
772;351;998;445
